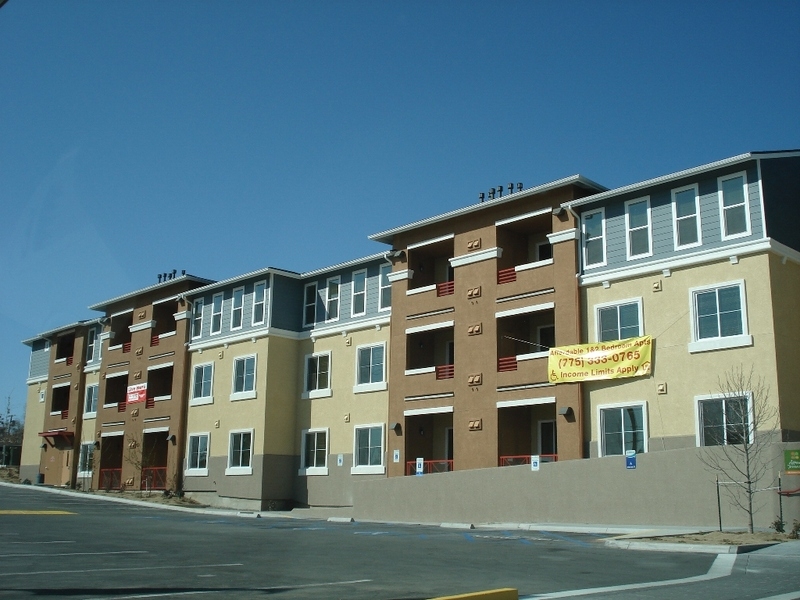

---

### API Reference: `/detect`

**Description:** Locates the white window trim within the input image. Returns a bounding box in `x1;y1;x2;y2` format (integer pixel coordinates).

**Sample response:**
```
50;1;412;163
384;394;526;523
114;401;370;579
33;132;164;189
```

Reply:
694;392;754;447
582;207;606;269
351;269;367;318
302;351;332;399
596;400;648;458
251;280;267;326
353;342;387;393
210;292;224;335
593;297;644;343
303;282;317;328
624;196;653;260
185;432;210;477
190;362;214;406
230;354;257;401
351;422;385;475
191;298;204;339
230;286;245;331
718;171;752;241
325;276;341;323
83;384;99;419
77;442;94;478
225;428;254;476
85;329;97;363
298;427;329;476
688;280;752;353
671;184;702;250
379;264;392;312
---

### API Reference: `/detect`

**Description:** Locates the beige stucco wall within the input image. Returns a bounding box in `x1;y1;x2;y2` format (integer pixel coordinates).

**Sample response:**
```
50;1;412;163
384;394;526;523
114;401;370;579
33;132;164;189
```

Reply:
19;381;47;482
582;253;781;455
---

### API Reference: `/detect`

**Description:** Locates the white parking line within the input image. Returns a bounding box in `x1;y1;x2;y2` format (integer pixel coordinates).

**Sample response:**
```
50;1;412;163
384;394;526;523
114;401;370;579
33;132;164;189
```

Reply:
0;550;147;558
0;561;243;577
522;553;736;598
6;540;76;545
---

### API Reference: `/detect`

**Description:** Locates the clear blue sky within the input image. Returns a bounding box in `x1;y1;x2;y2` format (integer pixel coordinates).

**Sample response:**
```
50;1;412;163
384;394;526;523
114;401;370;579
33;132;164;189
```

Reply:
2;1;798;421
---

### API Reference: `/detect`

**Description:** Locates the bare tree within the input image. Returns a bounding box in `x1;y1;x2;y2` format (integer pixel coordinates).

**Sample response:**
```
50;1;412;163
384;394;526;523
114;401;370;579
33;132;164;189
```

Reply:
699;365;779;533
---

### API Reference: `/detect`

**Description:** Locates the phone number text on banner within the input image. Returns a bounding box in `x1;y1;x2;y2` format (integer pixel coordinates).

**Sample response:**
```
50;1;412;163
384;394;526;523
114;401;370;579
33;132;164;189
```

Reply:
548;336;652;383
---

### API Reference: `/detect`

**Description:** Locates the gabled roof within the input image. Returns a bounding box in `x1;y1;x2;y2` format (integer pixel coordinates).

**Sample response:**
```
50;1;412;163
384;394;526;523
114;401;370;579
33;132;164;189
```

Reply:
369;175;607;245
186;267;300;296
88;273;215;311
564;150;800;210
22;318;102;346
300;252;388;279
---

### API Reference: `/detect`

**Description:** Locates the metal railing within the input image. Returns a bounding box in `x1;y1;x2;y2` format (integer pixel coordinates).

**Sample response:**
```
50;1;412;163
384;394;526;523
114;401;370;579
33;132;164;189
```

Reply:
99;468;122;490
498;454;558;467
140;467;167;491
406;459;454;475
435;364;455;379
498;356;518;372
497;268;517;284
436;281;455;296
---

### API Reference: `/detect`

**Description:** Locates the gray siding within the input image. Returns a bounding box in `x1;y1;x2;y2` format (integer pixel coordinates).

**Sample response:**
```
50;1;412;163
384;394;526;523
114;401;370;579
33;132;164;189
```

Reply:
760;156;800;252
270;274;304;331
190;277;272;340
27;340;49;380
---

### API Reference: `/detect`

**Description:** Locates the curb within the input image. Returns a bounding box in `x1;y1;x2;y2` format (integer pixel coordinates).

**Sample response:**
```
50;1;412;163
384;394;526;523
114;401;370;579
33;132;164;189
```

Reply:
605;538;780;554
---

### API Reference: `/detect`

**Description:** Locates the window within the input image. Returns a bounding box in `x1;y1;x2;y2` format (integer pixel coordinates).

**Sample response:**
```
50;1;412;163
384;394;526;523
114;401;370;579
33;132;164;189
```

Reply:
303;283;317;327
186;433;209;475
672;185;701;249
625;197;651;259
352;424;384;474
596;299;642;342
191;299;204;339
719;173;750;239
300;428;328;475
226;430;253;475
252;281;266;325
191;363;214;405
231;355;256;401
85;329;97;362
354;344;386;393
689;281;751;353
582;209;605;267
211;293;223;334
77;443;94;477
599;403;646;457
351;270;367;317
379;264;392;310
697;395;751;447
231;287;244;330
304;352;331;399
325;277;340;322
84;384;98;417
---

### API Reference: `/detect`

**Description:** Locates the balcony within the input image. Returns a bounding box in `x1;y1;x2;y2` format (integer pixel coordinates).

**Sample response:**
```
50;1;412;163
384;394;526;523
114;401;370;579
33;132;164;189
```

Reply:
499;454;557;467
405;459;453;475
99;468;122;491
496;260;555;297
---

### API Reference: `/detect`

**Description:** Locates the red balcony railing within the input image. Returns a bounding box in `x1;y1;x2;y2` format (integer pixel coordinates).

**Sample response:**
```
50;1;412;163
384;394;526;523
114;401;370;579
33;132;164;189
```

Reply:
99;468;122;490
498;268;517;284
498;356;518;372
66;356;74;366
117;401;127;413
436;281;455;296
140;467;167;490
145;397;155;409
122;342;132;353
435;364;454;380
150;335;160;347
60;409;69;420
498;454;558;467
406;459;454;475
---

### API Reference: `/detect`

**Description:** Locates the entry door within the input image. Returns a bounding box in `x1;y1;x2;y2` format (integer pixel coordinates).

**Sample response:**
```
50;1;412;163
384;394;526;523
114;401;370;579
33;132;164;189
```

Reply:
538;420;557;456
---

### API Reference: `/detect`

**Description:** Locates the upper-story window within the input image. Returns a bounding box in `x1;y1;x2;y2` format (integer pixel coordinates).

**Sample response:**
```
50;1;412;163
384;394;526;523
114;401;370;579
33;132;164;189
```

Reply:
672;184;701;249
596;299;642;342
625;197;652;259
231;355;256;401
351;270;367;317
325;277;340;322
303;352;331;399
85;329;97;362
719;172;750;240
231;287;244;330
582;208;606;268
303;283;317;327
379;264;391;310
191;363;214;406
191;299;204;339
84;384;98;417
252;281;267;326
211;293;223;335
354;343;386;393
689;280;751;353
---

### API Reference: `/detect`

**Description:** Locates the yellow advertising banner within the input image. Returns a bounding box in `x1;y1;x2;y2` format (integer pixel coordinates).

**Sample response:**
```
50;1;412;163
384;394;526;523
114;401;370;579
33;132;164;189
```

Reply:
548;336;652;384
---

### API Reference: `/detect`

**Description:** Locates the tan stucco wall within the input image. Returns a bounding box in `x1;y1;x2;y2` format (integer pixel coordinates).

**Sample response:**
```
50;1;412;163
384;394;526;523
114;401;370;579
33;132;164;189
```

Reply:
582;254;781;454
19;382;47;482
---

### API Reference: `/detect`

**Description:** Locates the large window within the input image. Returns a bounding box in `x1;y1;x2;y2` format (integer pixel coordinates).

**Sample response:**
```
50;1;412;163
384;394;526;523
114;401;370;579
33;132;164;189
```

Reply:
304;352;331;399
300;428;328;475
596;300;642;342
85;328;97;362
191;363;214;405
252;281;266;325
379;264;392;310
351;270;366;317
231;287;244;330
582;209;605;268
719;173;750;239
355;344;386;393
625;197;651;259
672;185;701;249
84;384;98;417
689;281;751;353
77;443;94;478
352;424;384;474
325;277;340;322
186;433;209;475
697;395;751;447
599;403;646;457
191;299;204;339
226;430;253;475
303;283;317;327
211;293;223;335
231;355;256;400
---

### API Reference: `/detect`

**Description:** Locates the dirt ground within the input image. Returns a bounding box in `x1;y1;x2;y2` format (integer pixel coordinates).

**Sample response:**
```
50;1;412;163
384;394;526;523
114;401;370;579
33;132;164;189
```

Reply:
0;467;19;483
643;530;797;545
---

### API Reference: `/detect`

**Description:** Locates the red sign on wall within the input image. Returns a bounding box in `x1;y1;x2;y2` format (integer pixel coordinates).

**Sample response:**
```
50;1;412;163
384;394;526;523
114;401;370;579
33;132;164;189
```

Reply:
126;383;147;404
